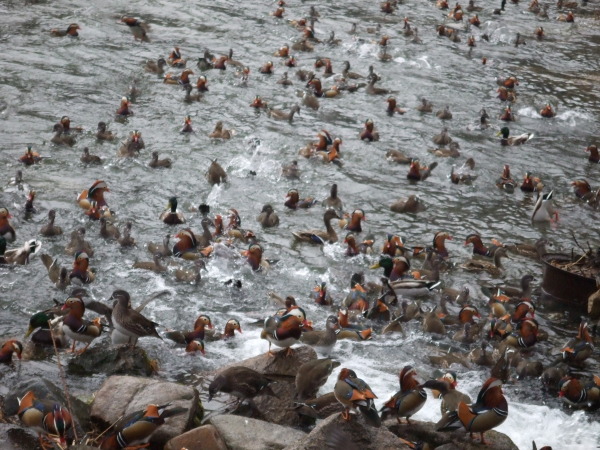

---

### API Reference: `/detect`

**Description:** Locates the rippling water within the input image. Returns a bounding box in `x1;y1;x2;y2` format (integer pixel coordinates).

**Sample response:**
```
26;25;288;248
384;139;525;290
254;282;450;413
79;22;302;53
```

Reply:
1;0;600;448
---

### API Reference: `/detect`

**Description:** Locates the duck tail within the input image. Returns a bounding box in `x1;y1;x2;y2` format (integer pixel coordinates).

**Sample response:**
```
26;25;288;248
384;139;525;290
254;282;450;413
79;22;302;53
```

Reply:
358;400;381;427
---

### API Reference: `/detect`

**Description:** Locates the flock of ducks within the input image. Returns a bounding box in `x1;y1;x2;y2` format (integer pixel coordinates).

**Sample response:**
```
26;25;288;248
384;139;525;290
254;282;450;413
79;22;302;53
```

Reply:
1;1;598;449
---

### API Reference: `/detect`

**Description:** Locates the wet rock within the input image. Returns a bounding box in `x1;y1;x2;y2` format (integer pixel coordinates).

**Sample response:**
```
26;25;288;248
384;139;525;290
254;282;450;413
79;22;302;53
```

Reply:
221;345;317;377
210;415;306;450
90;375;201;448
165;424;228;450
386;419;518;450
0;423;42;450
66;345;156;376
588;287;600;319
3;378;91;429
287;413;406;450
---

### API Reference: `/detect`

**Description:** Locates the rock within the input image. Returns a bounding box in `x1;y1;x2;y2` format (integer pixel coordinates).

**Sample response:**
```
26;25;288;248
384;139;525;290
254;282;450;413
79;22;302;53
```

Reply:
3;378;91;430
90;375;201;448
210;415;306;450
0;423;43;450
165;424;228;450
66;345;156;376
588;287;600;319
386;419;518;450
287;413;407;450
220;345;317;377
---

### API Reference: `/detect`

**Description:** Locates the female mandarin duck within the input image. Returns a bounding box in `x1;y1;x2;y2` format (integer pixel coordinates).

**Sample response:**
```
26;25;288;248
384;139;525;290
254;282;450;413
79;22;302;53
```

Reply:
344;233;374;256
261;309;305;355
295;358;340;401
421;373;471;429
100;404;185;450
121;16;150;42
360;119;379;141
257;204;279;227
464;233;504;257
558;375;600;408
111;290;162;347
145;57;166;74
116;97;133;117
19;146;42;165
380;366;426;424
209;366;276;405
77;180;109;211
51;23;80;37
292;209;340;244
560;320;594;366
96;121;115;140
70;251;94;284
432;127;452;146
390;195;426;213
61;296;102;354
51;123;75;146
300;315;340;355
334;368;380;426
18;391;73;448
407;160;438;181
461;247;508;277
585;144;599;162
439;378;508;445
0;339;23;363
81;147;102;165
160;197;185;225
149;151;172;168
0;207;16;242
3;238;41;265
285;188;317;209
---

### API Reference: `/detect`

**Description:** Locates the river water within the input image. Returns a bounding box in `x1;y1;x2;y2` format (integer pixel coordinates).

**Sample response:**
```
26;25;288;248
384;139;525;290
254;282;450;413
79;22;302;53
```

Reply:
1;0;599;448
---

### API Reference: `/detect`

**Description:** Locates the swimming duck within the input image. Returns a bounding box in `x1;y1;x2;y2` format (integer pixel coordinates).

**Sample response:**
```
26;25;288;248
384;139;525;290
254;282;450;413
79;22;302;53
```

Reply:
146;151;172;169
560;320;594;367
341;61;364;79
209;366;276;403
242;243;270;272
121;16;150;42
206;159;227;185
295;358;340;401
558;11;575;22
51;123;75;146
540;104;556;118
17;391;73;448
570;179;598;202
145;57;167;74
497;87;517;103
0;208;16;242
585;144;599;163
167;46;185;67
118;130;144;157
282;160;300;179
111;290;161;346
159;197;185;225
285;188;317;209
99;217;120;240
147;234;172;258
436;106;453;120
339;209;365;232
277;72;293;86
116;96;133;117
261;310;305;355
365;77;390;96
173;259;203;284
50;23;80;37
38;210;62;238
70;251;94;284
172;229;201;259
299;130;332;157
117;222;135;248
460;247;508;276
531;190;557;222
257;204;280;227
65;228;94;257
61;296;102;353
390;195;426;213
164;68;194;87
100;404;185;450
268;104;300;123
95;121;114;141
3;238;41;265
0;339;23;363
344;233;374;256
500;106;515;121
496;164;515;192
300;315;339;355
80;147;102;165
464;233;504;257
558;375;600;409
77;180;109;212
19;146;42;166
432;127;453;147
469;14;481;26
205;318;242;341
381;366;427;425
322;184;344;212
520;172;541;192
386;97;406;116
334;368;380;426
292;209;341;244
208;121;232;139
359;119;379;141
498;127;532;146
450;159;477;184
408;160;438;181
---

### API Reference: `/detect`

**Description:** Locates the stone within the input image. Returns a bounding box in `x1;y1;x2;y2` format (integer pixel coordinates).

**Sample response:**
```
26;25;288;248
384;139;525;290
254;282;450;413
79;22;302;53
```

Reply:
164;424;228;450
220;345;317;377
66;345;156;377
0;423;43;450
386;419;519;450
90;375;202;448
287;413;407;450
588;287;600;319
210;415;306;450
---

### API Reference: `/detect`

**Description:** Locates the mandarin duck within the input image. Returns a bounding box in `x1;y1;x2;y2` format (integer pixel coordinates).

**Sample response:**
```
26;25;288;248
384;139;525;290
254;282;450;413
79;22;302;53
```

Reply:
133;253;167;273
292;209;340;245
464;233;504;258
51;123;75;146
17;391;73;448
80;147;101;165
311;282;333;306
520;172;541;192
386;96;406;116
499;318;539;353
77;180;109;211
344;233;374;256
257;204;279;227
69;251;94;284
560;320;594;366
380;366;426;424
339;209;365;233
334;368;380;426
558;375;600;409
0;339;23;363
294;392;345;420
585;144;599;163
65;228;94;257
540;104;556;118
421;375;471;429
165;314;212;354
111;290;162;346
460;247;508;277
19;146;42;165
261;309;306;355
96;121;115;140
268;104;301;123
145;57;166;74
40;253;70;289
50;23;80;37
99;217;120;240
3;238;41;265
61;296;102;354
242;243;270;272
147;234;172;257
209;121;233;139
359;119;379;141
116;96;133;117
408;160;438;181
205;318;242;341
117;130;144;157
206;159;227;185
209;366;276;404
121;16;150;42
295;358;341;401
100;404;186;449
432;127;452;146
439;378;508;445
0;207;16;241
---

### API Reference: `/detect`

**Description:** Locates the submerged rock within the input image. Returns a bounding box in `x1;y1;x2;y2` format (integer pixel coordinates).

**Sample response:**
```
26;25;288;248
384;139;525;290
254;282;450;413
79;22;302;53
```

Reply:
66;345;156;376
210;415;306;450
90;375;202;448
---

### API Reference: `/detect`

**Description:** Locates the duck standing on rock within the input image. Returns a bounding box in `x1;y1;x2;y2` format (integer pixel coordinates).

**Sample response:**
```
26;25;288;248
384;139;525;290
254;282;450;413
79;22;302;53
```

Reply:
261;309;305;356
61;296;102;354
295;358;341;400
111;290;162;347
209;366;277;404
381;366;427;424
334;368;380;426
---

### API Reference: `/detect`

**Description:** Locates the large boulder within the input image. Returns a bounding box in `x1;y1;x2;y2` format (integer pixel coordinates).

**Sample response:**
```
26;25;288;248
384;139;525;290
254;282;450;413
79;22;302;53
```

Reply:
210;415;306;450
220;345;317;377
386;419;518;450
164;424;228;450
0;423;43;450
286;413;408;450
90;376;201;448
66;345;156;376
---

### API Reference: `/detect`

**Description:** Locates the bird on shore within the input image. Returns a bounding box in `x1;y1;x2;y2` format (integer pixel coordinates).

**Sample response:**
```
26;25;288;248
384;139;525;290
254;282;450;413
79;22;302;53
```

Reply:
334;368;380;426
111;290;162;346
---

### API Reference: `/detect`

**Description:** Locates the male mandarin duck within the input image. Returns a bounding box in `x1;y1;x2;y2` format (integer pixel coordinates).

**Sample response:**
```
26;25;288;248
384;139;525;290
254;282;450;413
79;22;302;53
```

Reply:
300;315;340;355
50;23;80;37
164;68;194;86
299;129;332;158
242;243;270;272
285;188;317;209
167;46;185;67
61;296;102;354
585;144;599;163
344;233;374;256
558;11;575;22
386;96;406;115
172;229;200;259
497;75;519;88
121;16;150;42
213;53;228;70
196;75;209;92
0;339;23;363
531;190;558;222
439;378;508;445
77;180;109;210
160;197;185;225
209;121;232;139
111;290;162;346
381;1;395;13
497;87;517;102
261;309;305;355
381;366;427;424
19;146;42;165
180;115;193;133
96;121;115;140
540;104;556;117
560;320;594;366
271;6;285;17
381;234;404;257
209;366;276;404
498;127;532;146
205;318;243;341
100;404;185;450
467;35;476;47
295;358;340;401
431;231;453;258
312;282;333;306
339;209;365;232
571;179;598;202
165;314;212;353
259;60;274;74
464;233;504;257
511;300;536;323
292;209;341;245
499;318;539;352
70;251;95;284
334;368;380;426
257;204;279;227
520;172;542;192
359;119;379;141
558;375;600;408
0;207;16;242
469;14;481;26
408;160;438;181
114;98;133;119
460;247;508;277
17;391;73;448
535;26;545;39
500;106;515;121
